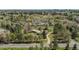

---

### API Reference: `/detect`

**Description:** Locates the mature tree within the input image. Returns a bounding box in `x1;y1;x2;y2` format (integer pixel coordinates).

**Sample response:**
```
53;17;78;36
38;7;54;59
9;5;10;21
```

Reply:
53;20;71;49
72;44;77;50
42;27;48;39
64;43;69;50
69;24;78;40
53;39;58;50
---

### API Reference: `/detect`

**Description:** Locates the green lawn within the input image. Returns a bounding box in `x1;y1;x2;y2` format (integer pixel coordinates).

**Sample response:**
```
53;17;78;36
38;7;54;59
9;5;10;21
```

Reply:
0;48;28;50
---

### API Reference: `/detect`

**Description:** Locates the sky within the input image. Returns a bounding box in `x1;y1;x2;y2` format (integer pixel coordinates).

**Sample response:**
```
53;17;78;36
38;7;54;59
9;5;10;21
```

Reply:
0;0;78;9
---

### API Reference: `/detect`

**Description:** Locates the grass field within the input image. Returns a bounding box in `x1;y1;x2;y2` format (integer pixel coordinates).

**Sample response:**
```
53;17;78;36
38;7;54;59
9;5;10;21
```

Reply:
0;48;28;50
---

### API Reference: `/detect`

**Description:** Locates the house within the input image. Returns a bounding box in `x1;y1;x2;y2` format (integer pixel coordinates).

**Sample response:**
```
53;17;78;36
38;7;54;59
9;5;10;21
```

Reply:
24;22;32;32
0;28;10;43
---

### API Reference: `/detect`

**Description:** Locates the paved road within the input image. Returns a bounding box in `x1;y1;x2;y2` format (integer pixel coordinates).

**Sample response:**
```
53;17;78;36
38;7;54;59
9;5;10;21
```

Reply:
58;39;79;49
0;39;78;49
0;43;40;48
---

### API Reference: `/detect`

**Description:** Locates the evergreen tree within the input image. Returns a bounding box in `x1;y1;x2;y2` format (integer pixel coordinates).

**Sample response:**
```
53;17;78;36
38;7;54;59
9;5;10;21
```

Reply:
64;43;69;50
72;44;77;50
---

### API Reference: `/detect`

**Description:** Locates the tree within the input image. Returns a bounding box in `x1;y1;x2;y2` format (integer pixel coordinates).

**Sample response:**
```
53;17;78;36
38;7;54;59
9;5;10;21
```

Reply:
53;39;58;50
42;27;48;39
9;33;16;42
72;44;77;50
64;43;69;50
69;23;78;40
53;20;71;42
67;14;73;21
53;20;71;49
